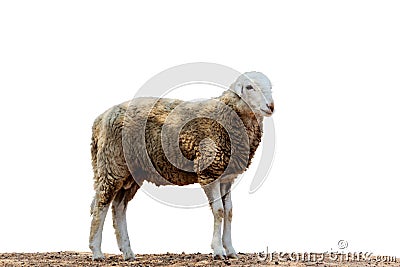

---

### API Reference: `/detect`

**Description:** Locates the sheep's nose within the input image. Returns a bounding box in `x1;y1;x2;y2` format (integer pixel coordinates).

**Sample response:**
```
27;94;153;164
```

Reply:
268;102;274;113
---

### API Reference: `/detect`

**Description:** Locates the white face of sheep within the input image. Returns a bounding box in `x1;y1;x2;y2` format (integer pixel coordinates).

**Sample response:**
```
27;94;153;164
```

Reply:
232;71;274;117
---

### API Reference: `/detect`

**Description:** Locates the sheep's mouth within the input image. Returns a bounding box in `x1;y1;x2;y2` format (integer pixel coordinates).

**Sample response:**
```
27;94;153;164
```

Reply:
260;108;273;116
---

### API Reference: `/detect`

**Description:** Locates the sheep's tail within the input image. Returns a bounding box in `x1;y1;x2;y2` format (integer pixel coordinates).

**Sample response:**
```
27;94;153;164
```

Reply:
90;116;102;215
90;116;101;172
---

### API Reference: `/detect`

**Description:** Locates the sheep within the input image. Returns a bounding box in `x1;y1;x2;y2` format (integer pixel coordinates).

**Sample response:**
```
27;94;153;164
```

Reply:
89;71;274;261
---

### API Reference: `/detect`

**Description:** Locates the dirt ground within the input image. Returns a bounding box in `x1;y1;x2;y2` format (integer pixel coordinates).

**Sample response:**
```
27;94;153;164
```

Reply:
0;251;399;267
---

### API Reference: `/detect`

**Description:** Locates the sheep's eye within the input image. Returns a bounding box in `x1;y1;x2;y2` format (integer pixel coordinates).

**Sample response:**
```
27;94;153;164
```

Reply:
245;85;254;90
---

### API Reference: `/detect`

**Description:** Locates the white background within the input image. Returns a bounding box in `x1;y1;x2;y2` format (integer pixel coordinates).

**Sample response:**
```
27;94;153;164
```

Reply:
0;0;399;257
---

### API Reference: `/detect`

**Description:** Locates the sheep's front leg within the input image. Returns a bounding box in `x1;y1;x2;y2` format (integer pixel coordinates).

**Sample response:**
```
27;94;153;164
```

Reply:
221;182;238;259
203;180;226;260
112;186;138;261
89;199;110;261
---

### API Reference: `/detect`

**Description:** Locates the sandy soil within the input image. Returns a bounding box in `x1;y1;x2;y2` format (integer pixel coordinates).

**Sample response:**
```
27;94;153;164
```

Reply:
0;251;398;267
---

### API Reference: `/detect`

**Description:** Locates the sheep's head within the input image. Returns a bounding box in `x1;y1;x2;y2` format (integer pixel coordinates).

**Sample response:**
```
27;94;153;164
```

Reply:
231;71;274;117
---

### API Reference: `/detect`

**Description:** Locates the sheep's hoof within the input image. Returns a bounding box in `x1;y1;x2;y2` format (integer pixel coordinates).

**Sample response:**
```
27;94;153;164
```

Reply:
122;251;135;261
92;252;105;261
227;253;239;259
213;254;227;260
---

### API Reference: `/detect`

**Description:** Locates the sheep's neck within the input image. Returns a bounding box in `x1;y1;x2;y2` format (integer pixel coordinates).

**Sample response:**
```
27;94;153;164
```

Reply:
217;91;263;166
217;91;264;129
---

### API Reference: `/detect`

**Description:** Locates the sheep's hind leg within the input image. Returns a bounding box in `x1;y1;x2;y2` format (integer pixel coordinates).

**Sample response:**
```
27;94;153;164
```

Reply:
112;184;139;261
221;182;238;259
89;197;110;261
202;179;226;260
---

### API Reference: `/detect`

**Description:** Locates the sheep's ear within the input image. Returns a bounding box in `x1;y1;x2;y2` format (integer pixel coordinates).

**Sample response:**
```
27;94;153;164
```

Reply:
234;82;243;96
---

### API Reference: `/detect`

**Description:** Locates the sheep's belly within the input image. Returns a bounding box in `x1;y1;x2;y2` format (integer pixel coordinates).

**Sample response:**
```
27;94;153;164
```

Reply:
126;160;240;187
127;163;199;186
